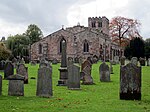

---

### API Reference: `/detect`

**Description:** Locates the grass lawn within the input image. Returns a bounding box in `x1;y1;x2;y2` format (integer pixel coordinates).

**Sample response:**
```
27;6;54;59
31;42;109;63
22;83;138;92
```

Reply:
0;62;150;112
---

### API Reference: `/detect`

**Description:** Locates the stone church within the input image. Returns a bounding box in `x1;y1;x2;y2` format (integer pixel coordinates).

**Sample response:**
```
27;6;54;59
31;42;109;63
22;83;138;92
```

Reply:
31;16;120;62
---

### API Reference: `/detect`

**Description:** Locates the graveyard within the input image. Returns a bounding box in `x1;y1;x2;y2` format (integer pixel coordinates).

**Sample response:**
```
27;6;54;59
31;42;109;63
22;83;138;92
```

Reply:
0;61;150;112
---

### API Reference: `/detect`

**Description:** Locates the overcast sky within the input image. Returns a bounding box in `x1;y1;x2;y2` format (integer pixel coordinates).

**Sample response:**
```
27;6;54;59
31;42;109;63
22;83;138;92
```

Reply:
0;0;149;39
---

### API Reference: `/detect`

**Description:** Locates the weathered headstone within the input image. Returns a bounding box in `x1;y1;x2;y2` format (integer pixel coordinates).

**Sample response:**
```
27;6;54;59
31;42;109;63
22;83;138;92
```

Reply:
52;58;58;64
147;58;150;66
109;61;113;74
114;56;119;64
67;57;73;67
30;60;36;66
99;62;110;82
120;56;126;65
81;60;94;85
139;58;145;66
16;64;28;84
12;57;17;68
0;60;5;70
120;63;141;100
39;58;51;68
0;75;2;95
4;61;14;79
131;57;138;65
36;65;52;97
58;40;68;86
74;57;79;63
68;65;80;90
7;74;24;96
20;58;25;64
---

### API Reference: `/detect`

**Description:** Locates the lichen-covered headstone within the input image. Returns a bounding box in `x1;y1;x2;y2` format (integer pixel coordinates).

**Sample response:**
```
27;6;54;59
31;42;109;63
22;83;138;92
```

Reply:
7;74;24;96
4;61;14;79
16;64;28;84
99;62;110;82
120;56;126;65
68;65;80;89
131;57;138;65
139;58;145;66
81;60;94;85
120;63;141;100
36;64;52;97
0;75;2;95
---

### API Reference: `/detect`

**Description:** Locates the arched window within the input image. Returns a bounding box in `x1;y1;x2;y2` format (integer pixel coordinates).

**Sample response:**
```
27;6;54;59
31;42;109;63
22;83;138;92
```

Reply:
92;21;96;27
39;44;42;54
59;38;66;53
83;40;89;52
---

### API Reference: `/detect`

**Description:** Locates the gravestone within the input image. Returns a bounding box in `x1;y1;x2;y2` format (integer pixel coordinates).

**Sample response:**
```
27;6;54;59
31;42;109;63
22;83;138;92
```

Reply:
7;74;24;96
16;64;28;84
52;58;58;64
68;65;80;89
58;40;68;86
36;64;52;97
139;58;145;66
30;60;36;66
120;56;126;65
114;56;119;64
4;61;14;79
20;58;25;64
12;58;17;68
81;60;94;85
109;61;113;74
131;57;138;65
0;60;5;70
79;57;83;65
74;57;79;63
0;75;2;95
39;58;51;68
120;63;141;100
67;57;73;67
147;58;150;66
99;62;110;82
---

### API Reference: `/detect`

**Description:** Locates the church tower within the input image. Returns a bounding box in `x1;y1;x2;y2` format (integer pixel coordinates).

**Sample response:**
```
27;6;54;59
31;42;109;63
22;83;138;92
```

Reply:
88;16;109;35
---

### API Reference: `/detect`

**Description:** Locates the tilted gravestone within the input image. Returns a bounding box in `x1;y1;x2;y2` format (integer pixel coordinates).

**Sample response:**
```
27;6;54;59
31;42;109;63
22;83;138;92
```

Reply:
120;56;126;65
81;60;94;85
120;63;141;100
4;61;14;79
99;62;110;82
36;63;52;97
0;75;2;95
7;74;24;96
139;58;145;66
16;64;28;84
68;64;80;90
0;60;5;70
131;57;138;65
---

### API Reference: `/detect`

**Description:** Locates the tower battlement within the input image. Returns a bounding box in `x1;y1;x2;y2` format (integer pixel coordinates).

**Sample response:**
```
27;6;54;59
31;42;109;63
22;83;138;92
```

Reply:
88;16;109;35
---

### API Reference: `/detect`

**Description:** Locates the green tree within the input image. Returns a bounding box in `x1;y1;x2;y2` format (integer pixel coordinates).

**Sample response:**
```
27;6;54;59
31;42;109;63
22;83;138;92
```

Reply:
0;42;11;60
145;38;150;59
124;37;145;59
25;24;43;44
6;34;30;58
